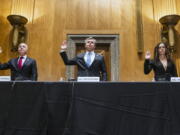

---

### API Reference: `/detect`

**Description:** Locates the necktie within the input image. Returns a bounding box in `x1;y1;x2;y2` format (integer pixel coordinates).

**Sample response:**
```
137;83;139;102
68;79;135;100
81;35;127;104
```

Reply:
18;56;23;69
86;52;91;67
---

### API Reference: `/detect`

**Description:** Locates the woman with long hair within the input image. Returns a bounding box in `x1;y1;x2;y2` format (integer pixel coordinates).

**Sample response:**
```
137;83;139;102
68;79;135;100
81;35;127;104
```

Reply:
144;42;178;81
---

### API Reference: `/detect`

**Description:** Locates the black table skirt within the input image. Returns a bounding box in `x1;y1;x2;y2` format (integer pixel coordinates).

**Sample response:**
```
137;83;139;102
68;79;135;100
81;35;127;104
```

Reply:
0;82;180;135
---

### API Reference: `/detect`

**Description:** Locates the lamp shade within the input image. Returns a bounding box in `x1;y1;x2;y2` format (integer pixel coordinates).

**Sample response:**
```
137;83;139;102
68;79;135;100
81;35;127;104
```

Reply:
159;14;180;25
7;15;28;25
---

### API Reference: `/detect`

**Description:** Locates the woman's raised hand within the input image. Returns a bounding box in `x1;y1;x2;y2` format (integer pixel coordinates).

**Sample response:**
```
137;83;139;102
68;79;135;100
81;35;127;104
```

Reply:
145;51;151;59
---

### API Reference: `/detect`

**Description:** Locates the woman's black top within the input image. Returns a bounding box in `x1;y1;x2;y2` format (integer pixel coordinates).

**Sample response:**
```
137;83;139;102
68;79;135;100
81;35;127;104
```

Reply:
144;59;178;81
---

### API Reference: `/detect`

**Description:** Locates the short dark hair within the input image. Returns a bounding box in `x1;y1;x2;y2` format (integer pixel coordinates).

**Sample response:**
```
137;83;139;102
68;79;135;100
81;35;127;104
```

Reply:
85;37;96;44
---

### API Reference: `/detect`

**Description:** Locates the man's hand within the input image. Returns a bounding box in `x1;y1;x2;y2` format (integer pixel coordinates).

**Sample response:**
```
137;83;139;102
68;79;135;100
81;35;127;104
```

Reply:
60;40;67;51
0;46;2;54
145;51;151;59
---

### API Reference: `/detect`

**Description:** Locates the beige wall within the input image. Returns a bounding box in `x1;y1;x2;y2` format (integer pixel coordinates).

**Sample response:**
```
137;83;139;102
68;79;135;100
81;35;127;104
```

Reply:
0;0;180;81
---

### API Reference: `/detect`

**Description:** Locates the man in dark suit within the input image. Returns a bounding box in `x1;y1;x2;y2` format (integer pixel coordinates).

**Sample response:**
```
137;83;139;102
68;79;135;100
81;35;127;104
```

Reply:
0;43;38;81
60;37;107;81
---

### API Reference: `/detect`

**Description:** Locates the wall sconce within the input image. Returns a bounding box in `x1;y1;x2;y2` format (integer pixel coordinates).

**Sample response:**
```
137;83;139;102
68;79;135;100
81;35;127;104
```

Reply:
7;15;28;51
159;14;180;53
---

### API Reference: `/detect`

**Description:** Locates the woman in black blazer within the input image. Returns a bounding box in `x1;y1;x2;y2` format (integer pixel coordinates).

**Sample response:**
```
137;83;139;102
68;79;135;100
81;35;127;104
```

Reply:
144;42;177;81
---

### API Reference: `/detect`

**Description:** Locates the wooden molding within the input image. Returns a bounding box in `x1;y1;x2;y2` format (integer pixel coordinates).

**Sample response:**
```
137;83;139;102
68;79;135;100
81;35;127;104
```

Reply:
136;0;144;53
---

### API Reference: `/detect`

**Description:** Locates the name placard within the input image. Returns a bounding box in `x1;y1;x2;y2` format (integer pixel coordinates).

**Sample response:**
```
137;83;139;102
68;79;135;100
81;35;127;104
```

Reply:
0;76;11;81
77;77;100;82
171;77;180;82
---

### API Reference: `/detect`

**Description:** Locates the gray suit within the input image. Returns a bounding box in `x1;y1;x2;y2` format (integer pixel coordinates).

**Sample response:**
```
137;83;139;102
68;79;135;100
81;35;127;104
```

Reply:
60;51;107;81
0;57;38;81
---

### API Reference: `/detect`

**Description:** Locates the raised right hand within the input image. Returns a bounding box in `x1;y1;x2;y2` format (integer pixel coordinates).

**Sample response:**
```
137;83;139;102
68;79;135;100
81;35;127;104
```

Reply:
60;40;67;51
0;46;2;54
145;51;151;59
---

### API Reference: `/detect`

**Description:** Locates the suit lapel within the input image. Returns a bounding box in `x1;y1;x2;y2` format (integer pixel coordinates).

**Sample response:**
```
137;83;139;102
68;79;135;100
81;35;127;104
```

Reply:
76;53;88;69
159;60;167;72
89;53;98;67
12;58;19;70
22;57;29;69
81;53;86;65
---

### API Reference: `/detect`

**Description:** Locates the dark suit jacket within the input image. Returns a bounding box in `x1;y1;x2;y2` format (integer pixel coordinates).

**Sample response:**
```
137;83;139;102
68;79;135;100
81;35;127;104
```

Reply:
0;57;38;81
60;51;107;81
144;59;177;81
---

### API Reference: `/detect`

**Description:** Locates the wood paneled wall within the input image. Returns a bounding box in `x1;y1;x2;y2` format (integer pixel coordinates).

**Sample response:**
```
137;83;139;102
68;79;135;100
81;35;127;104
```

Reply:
0;0;180;81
